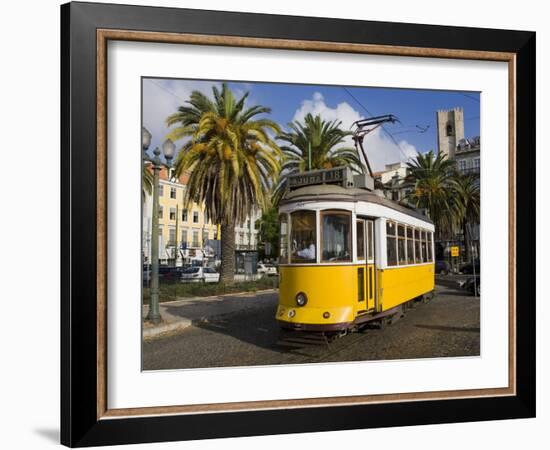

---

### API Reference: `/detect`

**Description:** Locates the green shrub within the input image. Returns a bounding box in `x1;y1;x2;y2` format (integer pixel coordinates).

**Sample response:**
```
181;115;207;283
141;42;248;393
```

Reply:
143;276;279;303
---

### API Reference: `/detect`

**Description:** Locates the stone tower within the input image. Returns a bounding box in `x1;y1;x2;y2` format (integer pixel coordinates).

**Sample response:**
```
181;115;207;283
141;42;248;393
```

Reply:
436;107;465;160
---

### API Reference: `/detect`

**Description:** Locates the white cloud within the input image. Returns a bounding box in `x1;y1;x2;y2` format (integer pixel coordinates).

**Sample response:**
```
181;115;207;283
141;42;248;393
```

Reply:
293;91;361;129
142;79;222;156
292;92;418;172
361;128;419;172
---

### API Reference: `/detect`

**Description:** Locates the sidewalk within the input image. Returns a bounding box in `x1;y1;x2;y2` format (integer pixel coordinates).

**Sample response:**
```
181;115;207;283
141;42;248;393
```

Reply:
142;289;278;340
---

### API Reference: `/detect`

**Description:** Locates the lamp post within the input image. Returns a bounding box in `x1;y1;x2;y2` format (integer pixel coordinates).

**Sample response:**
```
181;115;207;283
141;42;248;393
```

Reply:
142;127;175;324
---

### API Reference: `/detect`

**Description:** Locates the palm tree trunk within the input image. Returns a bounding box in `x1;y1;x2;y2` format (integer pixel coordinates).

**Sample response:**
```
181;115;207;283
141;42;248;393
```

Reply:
220;221;236;284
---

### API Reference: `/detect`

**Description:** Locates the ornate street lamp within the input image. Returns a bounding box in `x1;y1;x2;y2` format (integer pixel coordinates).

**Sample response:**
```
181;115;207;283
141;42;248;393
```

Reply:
143;126;175;324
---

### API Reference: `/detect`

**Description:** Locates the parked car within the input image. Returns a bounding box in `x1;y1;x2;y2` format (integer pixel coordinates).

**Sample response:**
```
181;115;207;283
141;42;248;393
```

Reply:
458;275;480;296
257;263;277;276
181;266;220;283
142;267;151;284
460;258;480;275
435;259;451;275
158;266;184;282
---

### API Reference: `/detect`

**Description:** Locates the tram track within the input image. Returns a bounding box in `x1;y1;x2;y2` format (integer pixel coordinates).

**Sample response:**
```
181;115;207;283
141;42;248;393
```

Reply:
302;330;374;363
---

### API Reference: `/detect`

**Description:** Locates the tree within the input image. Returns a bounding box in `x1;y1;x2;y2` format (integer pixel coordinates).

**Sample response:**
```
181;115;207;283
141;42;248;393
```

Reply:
405;150;460;239
142;164;153;203
451;173;480;261
166;84;282;283
273;113;363;203
256;206;280;260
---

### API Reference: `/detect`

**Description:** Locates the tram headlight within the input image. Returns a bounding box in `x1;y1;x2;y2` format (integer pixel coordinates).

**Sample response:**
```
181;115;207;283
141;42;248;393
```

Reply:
295;292;308;307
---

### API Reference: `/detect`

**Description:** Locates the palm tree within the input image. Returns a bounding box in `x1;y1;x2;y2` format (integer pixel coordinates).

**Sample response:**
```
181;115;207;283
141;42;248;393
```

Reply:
405;150;460;238
165;84;282;284
274;113;363;203
451;173;480;261
142;164;153;203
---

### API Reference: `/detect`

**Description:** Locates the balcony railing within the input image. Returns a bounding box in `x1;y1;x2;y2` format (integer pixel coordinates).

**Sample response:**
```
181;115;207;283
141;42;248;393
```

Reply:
236;244;256;250
459;167;480;175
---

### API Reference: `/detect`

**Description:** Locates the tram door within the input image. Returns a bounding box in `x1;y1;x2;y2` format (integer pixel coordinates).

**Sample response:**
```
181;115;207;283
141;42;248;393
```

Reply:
356;218;376;311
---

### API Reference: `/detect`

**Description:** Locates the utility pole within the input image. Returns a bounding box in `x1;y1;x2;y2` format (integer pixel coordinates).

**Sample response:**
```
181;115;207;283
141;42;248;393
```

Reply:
174;203;179;266
308;140;312;171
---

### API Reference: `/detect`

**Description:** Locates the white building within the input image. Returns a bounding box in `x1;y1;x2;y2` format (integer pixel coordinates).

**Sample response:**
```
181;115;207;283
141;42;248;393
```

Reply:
373;162;414;203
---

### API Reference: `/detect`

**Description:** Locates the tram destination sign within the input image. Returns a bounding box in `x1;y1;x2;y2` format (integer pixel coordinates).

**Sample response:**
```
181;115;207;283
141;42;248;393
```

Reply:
288;166;354;190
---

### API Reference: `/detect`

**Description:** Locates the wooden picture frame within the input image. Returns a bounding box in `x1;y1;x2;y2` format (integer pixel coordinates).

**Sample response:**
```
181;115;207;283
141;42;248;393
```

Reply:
61;1;535;447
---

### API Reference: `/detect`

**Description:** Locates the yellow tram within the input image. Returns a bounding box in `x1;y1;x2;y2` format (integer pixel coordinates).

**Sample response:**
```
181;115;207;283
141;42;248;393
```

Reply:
276;167;435;332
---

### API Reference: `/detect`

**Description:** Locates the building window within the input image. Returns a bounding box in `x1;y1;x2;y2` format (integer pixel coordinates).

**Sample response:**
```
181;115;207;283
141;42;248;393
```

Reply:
192;230;199;247
386;221;397;266
458;159;467;173
446;123;454;136
181;209;188;222
158;206;163;219
397;224;406;265
203;230;209;245
181;229;188;246
204;211;208;224
169;208;176;221
321;211;351;262
168;227;176;246
473;158;480;172
170;187;177;199
193;211;199;223
159;185;164;196
290;210;316;263
279;214;289;264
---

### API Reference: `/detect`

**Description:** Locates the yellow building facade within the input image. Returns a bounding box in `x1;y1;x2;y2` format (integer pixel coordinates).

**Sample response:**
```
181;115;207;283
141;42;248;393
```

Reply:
143;167;218;265
157;178;218;252
143;166;260;266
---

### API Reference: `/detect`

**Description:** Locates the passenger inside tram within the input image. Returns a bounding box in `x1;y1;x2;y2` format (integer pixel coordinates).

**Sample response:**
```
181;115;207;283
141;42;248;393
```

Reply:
296;241;316;260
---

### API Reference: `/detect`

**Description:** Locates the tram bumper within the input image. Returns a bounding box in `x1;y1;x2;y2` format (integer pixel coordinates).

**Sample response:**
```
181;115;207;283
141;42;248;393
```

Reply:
276;304;354;331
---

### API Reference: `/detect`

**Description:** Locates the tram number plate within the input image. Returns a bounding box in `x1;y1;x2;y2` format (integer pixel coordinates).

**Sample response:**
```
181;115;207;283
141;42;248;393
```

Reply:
288;167;349;188
451;246;460;257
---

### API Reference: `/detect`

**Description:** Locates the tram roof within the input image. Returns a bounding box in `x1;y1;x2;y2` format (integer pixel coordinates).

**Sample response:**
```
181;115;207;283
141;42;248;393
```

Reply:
280;184;433;224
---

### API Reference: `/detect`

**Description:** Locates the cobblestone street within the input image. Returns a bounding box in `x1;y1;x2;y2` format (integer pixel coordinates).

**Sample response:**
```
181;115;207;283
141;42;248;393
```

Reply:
143;277;479;370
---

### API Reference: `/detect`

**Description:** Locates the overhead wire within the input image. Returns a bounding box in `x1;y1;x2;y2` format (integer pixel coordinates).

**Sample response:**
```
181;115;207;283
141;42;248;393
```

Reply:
342;87;412;163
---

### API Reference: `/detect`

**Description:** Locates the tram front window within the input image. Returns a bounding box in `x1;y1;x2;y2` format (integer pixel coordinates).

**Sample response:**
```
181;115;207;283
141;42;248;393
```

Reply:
290;211;317;263
279;214;289;264
321;211;351;262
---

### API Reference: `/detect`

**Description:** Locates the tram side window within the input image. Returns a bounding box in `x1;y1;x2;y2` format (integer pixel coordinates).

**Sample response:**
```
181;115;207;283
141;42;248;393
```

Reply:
322;211;351;262
279;214;289;264
421;231;427;263
427;231;433;262
397;224;406;265
414;228;421;263
290;211;317;263
367;221;374;261
386;221;397;266
356;220;365;261
406;226;414;264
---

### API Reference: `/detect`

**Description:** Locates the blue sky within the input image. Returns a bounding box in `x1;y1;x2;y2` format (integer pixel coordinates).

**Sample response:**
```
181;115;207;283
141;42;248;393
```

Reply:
142;77;480;172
